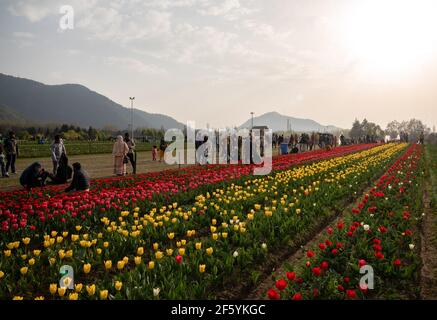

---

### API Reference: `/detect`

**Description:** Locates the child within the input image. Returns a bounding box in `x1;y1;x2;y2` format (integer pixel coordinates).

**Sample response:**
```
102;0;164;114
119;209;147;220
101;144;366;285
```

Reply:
0;144;6;177
152;145;157;161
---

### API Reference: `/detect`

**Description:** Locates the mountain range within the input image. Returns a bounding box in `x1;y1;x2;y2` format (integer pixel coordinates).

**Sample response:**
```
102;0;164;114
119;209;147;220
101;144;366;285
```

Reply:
0;73;343;133
239;111;342;133
0;73;184;130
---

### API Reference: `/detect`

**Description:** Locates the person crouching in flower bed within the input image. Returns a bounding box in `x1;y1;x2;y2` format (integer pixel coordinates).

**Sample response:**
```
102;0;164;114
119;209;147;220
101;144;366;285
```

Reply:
19;162;49;190
112;135;129;176
65;162;90;192
46;153;73;185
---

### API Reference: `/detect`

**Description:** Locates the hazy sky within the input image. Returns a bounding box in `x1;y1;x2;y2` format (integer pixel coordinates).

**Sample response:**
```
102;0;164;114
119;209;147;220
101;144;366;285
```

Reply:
1;0;437;129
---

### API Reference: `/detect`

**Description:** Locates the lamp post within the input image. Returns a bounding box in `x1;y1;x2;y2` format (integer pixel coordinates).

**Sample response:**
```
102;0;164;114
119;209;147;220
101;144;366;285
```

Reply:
250;112;254;129
129;97;135;140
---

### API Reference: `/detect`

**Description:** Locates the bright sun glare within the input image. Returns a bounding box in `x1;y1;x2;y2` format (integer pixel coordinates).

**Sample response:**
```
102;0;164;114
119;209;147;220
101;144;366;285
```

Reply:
341;0;437;78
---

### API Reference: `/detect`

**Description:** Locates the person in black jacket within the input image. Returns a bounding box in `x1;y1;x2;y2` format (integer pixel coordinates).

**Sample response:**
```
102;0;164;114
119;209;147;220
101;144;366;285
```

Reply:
4;131;19;177
20;162;48;189
65;162;90;192
46;153;73;185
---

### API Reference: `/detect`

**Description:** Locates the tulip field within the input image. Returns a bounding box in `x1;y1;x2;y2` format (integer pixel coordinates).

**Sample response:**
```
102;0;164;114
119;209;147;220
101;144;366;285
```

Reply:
0;142;433;300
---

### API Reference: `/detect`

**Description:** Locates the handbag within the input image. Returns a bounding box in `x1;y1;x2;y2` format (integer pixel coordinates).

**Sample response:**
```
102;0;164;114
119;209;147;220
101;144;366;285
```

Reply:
123;156;129;164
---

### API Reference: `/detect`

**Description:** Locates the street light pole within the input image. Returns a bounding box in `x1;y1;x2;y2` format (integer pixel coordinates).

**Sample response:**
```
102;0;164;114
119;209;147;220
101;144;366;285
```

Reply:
129;97;135;140
250;112;254;129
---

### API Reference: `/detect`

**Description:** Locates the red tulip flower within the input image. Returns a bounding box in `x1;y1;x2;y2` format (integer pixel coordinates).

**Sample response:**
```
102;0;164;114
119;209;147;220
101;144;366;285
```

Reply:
312;267;322;277
275;279;287;291
292;293;302;300
286;272;296;281
267;289;280;300
346;290;356;299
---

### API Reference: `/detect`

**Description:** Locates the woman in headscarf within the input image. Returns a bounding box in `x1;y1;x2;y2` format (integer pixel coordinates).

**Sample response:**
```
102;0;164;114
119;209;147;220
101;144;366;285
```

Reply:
113;135;129;176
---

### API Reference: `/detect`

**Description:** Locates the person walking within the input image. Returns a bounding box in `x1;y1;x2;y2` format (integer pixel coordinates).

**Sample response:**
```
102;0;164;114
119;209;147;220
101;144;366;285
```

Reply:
65;162;90;192
124;133;136;174
4;131;19;177
0;144;6;178
159;138;166;162
152;145;158;161
113;135;129;176
50;134;67;175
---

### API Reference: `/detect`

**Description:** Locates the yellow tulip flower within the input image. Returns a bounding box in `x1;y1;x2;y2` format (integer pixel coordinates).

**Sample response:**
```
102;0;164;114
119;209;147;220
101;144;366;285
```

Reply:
115;281;123;291
20;267;28;275
206;247;213;255
86;284;96;296
134;256;142;265
117;261;125;270
199;264;206;273
137;247;144;256
148;261;155;269
75;283;83;293
100;290;108;300
58;287;66;297
155;251;164;260
69;293;78;300
49;284;57;295
105;260;112;270
83;263;91;274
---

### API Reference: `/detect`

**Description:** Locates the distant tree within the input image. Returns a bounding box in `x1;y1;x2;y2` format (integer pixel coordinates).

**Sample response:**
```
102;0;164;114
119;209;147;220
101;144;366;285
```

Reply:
386;120;400;139
88;126;98;140
63;129;80;140
349;119;362;139
405;119;427;142
60;124;70;133
28;127;37;135
17;130;31;140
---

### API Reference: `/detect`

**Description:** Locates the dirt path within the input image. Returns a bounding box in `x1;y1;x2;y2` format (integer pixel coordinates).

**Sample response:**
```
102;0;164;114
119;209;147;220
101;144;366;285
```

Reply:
420;146;437;299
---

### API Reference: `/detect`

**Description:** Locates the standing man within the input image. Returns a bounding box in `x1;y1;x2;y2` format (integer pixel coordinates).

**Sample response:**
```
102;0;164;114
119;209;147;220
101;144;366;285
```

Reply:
4;131;19;177
124;133;136;174
50;135;67;175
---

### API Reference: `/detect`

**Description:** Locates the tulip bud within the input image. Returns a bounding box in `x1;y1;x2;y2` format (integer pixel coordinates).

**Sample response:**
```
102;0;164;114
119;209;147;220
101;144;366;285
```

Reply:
49;283;57;295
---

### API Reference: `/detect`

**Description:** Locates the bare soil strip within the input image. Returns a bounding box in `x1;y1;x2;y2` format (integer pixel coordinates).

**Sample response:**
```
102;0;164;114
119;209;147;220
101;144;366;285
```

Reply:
420;147;437;299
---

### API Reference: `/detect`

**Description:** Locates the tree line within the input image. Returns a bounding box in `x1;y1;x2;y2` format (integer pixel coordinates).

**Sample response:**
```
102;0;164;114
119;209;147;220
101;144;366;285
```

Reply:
0;123;166;142
349;118;435;143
